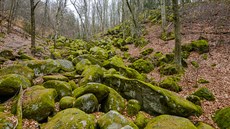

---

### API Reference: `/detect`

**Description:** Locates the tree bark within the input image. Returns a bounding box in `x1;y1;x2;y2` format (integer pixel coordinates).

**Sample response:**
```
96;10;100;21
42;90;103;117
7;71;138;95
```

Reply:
161;0;166;32
172;0;182;67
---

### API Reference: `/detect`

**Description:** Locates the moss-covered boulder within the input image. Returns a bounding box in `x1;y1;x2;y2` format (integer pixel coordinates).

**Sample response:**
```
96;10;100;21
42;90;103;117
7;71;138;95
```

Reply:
56;59;75;72
192;87;215;101
134;111;152;129
159;77;182;92
159;64;180;75
22;86;57;122
73;93;98;113
43;80;72;99
191;40;209;54
213;107;230;129
90;46;109;59
145;115;197;129
101;87;126;113
186;95;201;106
141;48;154;56
41;108;95;129
0;65;34;81
0;112;16;129
0;49;15;60
98;110;138;129
43;74;69;81
73;83;110;102
72;54;103;66
127;99;141;116
196;122;214;129
75;59;92;74
130;59;154;73
68;80;78;90
104;74;202;117
59;96;75;110
22;59;61;76
79;65;105;86
103;56;145;81
0;74;31;96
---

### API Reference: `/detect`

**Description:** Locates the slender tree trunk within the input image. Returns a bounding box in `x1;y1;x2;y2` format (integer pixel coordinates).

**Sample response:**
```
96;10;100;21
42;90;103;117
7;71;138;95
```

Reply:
7;0;17;33
172;0;182;67
161;0;166;32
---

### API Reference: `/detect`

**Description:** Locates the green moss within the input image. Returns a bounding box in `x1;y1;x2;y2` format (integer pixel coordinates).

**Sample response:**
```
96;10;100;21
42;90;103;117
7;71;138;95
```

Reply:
104;74;202;117
159;64;180;75
98;110;138;129
52;51;62;59
0;49;15;60
18;53;35;60
73;83;110;102
68;80;78;90
156;53;174;67
130;59;154;73
22;86;57;122
73;93;98;113
186;95;201;106
102;87;126;113
90;46;109;59
43;75;69;81
160;31;175;41
0;65;34;81
59;96;75;110
43;80;72;100
145;115;197;129
0;112;16;129
103;56;126;68
160;77;182;92
192;87;215;101
198;78;209;84
191;61;199;68
41;108;95;129
127;99;141;116
134;111;151;129
196;122;215;129
191;40;209;54
72;54;103;66
202;54;208;60
56;59;75;72
0;74;31;96
75;59;92;74
213;107;230;129
141;48;154;56
125;36;134;44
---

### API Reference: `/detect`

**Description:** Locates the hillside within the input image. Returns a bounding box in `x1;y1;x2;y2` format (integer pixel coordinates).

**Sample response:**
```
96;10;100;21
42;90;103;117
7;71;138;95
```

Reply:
0;1;230;129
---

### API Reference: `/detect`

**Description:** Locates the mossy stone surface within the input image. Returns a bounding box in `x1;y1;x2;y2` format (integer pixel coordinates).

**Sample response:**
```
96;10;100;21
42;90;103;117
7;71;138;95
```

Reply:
59;96;75;110
159;64;180;75
127;99;141;116
22;59;61;76
0;65;34;81
131;59;154;73
98;110;138;129
74;93;98;113
90;46;109;59
0;74;31;96
43;80;72;99
73;83;110;102
68;80;78;90
192;87;215;101
22;86;57;122
141;48;154;56
104;74;202;117
101;87;126;113
196;122;215;129
72;54;103;66
186;95;201;106
0;112;16;129
145;115;197;129
43;74;69;82
41;108;95;129
56;59;75;72
191;40;209;54
213;107;230;129
75;59;92;74
0;49;15;60
160;77;182;92
134;111;151;129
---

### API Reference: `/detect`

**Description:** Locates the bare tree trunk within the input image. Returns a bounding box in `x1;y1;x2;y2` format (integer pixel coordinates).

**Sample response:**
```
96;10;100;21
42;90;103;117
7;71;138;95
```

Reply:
161;0;166;32
30;0;40;55
7;0;17;33
172;0;182;67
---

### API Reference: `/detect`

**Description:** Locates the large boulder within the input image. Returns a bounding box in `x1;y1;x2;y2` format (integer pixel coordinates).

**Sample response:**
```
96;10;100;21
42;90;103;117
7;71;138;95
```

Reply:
43;80;72;99
56;59;75;72
41;108;95;129
0;112;16;129
22;59;61;76
22;86;57;122
0;74;31;96
59;96;75;110
144;115;197;129
72;54;103;66
101;87;126;113
213;107;230;129
73;83;110;102
159;77;182;92
134;111;152;129
97;110;138;129
0;65;34;81
90;46;109;59
196;122;214;129
130;59;154;73
75;59;92;74
104;74;202;117
74;93;98;113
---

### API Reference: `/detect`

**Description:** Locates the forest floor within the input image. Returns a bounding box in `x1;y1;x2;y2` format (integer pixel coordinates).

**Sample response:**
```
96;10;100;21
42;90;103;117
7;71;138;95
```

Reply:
128;2;230;128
